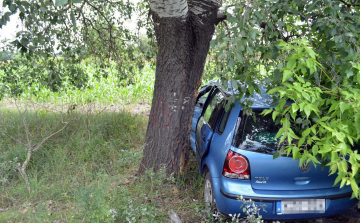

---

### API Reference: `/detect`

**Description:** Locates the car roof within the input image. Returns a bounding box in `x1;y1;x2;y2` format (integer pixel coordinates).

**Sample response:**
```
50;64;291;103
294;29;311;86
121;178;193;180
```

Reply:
239;86;275;108
200;80;282;108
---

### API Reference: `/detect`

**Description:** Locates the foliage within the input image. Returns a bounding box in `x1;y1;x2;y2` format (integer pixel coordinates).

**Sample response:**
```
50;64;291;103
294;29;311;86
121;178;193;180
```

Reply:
0;63;155;105
0;54;88;97
0;0;156;98
210;0;360;198
262;39;360;197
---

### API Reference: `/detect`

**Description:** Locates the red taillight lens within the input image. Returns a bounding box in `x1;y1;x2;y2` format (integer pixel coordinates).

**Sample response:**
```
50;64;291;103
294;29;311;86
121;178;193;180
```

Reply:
223;150;250;180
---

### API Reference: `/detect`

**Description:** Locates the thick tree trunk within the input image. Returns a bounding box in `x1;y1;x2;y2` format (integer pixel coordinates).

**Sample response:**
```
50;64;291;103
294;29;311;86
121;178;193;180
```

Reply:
140;0;223;175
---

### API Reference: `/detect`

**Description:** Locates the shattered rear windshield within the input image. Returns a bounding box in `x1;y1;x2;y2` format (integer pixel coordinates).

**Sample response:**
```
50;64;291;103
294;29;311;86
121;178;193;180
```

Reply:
232;110;281;154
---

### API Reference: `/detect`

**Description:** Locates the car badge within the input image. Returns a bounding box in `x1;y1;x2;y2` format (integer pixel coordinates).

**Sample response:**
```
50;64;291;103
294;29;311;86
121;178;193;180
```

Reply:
300;162;310;172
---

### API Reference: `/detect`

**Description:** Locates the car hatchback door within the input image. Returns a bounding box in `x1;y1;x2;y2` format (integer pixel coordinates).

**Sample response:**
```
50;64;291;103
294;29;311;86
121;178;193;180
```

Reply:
232;109;338;190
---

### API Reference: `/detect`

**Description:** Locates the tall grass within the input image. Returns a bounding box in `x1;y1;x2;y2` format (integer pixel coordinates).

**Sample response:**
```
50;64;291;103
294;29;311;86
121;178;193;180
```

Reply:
7;63;155;106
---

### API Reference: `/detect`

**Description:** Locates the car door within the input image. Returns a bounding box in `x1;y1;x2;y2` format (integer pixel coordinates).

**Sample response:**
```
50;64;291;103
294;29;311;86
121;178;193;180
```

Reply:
190;85;214;151
195;88;226;165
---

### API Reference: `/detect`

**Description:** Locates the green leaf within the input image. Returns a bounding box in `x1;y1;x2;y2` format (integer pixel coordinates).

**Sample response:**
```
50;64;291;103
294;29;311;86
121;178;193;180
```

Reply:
302;128;311;137
320;116;331;122
339;102;350;114
292;103;299;112
290;108;297;121
261;109;273;116
328;102;339;113
298;137;305;147
273;151;280;159
339;161;348;173
275;127;284;139
346;69;354;78
246;46;253;55
267;87;282;95
272;110;279;121
229;59;235;70
55;0;68;6
292;146;299;159
331;151;340;162
329;163;338;175
9;3;17;12
299;152;307;165
354;113;360;133
296;75;305;83
334;173;343;186
236;53;243;62
349;156;359;176
248;85;254;96
282;70;293;82
231;79;238;90
287;59;296;69
228;16;238;24
304;105;311;117
324;7;335;16
350;178;358;198
72;0;83;3
340;178;347;188
250;31;257;40
311;145;319;156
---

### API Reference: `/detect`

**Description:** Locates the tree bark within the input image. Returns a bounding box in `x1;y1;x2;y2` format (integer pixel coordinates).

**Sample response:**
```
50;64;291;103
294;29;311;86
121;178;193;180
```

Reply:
140;0;223;175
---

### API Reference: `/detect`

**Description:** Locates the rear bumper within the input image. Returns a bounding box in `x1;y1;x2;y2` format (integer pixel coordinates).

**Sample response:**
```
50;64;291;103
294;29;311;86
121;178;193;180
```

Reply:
220;189;353;201
212;176;356;220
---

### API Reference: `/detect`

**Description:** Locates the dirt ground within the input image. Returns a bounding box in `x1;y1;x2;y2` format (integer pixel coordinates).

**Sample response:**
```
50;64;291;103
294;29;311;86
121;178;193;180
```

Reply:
0;100;151;116
315;202;360;223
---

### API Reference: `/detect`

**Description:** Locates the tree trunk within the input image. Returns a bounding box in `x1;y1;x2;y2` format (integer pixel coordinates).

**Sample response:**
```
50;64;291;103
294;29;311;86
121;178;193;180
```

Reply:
140;0;224;175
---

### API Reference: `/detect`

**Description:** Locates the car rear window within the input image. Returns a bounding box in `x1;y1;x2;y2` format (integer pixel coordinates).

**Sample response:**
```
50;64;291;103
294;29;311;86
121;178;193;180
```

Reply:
232;110;281;154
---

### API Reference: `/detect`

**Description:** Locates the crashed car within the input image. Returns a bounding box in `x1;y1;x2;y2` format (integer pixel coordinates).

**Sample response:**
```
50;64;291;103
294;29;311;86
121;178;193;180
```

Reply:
190;81;356;220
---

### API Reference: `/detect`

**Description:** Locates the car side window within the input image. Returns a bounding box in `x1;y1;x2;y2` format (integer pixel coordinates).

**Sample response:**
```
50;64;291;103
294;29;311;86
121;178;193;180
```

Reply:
196;92;210;109
217;109;231;134
196;86;213;108
203;91;225;129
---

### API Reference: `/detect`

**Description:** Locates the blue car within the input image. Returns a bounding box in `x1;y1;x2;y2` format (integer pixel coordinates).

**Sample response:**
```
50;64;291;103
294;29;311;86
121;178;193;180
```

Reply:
190;82;356;220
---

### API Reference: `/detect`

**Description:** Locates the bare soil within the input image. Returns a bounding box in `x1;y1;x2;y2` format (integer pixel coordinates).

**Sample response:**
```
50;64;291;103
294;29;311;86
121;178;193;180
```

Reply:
0;99;151;116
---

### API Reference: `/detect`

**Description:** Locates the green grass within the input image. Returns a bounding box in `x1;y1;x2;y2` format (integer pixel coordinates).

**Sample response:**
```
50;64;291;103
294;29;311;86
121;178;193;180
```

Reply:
0;62;214;222
0;105;213;222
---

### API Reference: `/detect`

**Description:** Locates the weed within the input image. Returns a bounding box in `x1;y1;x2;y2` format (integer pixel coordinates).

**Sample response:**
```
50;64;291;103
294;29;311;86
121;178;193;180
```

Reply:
0;157;18;186
75;183;114;223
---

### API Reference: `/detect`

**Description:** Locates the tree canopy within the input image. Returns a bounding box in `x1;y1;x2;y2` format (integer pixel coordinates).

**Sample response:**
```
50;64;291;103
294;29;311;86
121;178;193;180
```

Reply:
0;0;154;96
210;0;360;198
1;0;360;198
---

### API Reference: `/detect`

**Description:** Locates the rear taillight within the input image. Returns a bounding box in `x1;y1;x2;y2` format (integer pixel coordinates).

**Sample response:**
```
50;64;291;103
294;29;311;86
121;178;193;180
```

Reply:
222;150;250;180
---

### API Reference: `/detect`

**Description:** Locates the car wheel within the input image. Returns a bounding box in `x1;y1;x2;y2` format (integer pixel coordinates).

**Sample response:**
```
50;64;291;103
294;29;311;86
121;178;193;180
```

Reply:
204;171;216;210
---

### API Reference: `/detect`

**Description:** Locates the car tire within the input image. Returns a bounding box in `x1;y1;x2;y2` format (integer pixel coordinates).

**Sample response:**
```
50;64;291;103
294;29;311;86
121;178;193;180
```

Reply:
204;171;216;211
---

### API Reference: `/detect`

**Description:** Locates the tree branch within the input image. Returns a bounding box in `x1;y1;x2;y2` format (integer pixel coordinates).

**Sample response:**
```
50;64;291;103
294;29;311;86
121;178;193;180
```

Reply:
216;11;227;25
32;119;69;152
338;0;360;7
